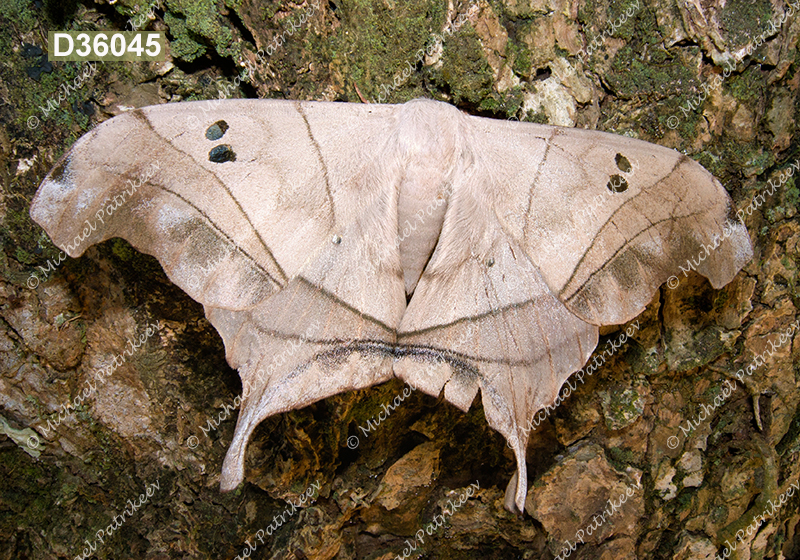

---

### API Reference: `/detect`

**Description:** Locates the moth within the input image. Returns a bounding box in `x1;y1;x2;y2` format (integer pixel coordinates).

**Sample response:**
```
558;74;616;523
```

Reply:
30;98;753;513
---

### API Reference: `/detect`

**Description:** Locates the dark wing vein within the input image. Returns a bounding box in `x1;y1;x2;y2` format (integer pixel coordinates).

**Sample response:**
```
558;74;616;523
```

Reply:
137;109;289;283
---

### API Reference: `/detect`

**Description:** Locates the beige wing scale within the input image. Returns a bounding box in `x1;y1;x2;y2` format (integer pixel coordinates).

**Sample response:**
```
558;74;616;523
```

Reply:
395;113;752;513
465;119;753;324
29;99;408;490
31;99;752;512
395;218;598;513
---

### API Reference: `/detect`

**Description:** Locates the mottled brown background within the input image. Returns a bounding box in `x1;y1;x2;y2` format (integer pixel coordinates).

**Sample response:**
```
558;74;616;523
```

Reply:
0;0;798;558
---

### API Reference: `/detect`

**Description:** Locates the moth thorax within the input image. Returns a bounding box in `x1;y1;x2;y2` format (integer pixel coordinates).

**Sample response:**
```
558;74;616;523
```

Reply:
392;100;462;297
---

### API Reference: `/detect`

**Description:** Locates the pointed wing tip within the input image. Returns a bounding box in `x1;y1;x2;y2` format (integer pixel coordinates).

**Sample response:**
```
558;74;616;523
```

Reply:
220;428;249;492
29;156;88;259
220;452;245;492
503;470;529;514
703;218;754;290
515;478;527;514
219;476;241;493
499;431;530;515
503;470;519;512
725;217;755;268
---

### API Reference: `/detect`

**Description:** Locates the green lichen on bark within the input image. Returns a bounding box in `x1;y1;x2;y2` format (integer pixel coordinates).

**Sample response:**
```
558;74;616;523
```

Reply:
330;0;446;101
435;27;494;105
159;0;240;62
718;0;775;46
